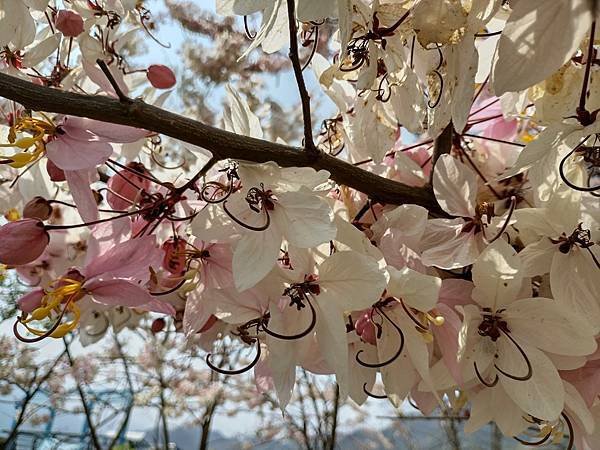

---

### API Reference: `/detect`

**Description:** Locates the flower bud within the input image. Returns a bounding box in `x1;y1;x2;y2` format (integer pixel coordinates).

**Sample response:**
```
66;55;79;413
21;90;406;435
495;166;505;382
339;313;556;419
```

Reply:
147;65;176;89
107;162;151;210
55;10;85;37
354;311;378;345
0;219;49;266
46;159;66;182
23;196;53;220
151;318;166;334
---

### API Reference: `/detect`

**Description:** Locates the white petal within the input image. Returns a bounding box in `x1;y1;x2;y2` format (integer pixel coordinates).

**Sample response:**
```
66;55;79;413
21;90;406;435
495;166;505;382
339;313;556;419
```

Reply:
517;238;556;276
315;299;351;398
471;239;522;310
276;190;336;248
498;339;564;421
232;225;282;291
432;154;478;217
506;297;597;356
492;0;593;95
551;248;600;334
564;380;595;435
386;266;441;312
318;251;387;312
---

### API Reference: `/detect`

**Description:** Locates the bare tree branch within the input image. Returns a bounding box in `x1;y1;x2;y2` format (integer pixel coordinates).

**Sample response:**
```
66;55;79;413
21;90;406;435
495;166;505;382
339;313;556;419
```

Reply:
0;72;443;214
285;0;316;153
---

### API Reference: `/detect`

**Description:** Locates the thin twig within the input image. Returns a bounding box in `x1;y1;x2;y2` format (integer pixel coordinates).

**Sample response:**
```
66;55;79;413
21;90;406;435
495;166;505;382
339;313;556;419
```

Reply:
96;59;130;103
285;0;317;154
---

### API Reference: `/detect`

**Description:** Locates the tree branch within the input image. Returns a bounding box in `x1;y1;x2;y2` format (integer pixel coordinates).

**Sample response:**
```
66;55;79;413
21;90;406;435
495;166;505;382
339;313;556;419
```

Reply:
285;0;316;153
429;122;454;184
0;72;443;214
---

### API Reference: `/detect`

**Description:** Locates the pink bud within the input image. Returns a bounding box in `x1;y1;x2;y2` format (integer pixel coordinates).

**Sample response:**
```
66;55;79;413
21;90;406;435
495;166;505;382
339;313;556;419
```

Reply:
46;159;66;182
151;318;166;334
55;10;85;38
354;311;378;345
107;162;151;210
0;219;50;266
17;288;44;313
147;65;176;89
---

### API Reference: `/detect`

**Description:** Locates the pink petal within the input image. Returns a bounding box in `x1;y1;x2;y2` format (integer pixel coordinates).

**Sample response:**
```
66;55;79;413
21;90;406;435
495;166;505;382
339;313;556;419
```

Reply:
74;118;151;143
86;278;154;308
17;288;44;313
46;135;112;171
0;219;49;266
84;235;161;282
432;303;464;385
64;169;99;223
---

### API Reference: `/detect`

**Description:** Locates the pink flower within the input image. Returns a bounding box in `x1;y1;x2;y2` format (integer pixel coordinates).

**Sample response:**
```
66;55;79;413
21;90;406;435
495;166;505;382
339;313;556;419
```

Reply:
147;65;176;89
0;219;49;266
15;236;176;339
55;10;84;38
46;116;151;222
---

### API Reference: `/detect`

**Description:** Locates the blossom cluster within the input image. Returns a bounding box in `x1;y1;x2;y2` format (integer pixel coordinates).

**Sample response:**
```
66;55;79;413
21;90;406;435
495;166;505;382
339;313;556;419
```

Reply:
0;0;599;448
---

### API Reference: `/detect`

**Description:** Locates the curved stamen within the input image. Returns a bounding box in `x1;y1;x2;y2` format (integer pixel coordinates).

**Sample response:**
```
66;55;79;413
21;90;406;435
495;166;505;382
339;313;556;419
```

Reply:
150;146;186;170
427;70;444;109
261;298;317;340
166;210;200;222
399;300;429;332
559;143;600;192
301;26;319;71
201;180;235;204
363;382;387;399
473;360;499;387
222;200;271;231
513;429;553;446
355;307;404;368
206;338;262;375
13;297;74;343
586;246;600;270
494;329;533;382
149;278;186;296
483;196;517;244
244;15;257;40
562;412;574;450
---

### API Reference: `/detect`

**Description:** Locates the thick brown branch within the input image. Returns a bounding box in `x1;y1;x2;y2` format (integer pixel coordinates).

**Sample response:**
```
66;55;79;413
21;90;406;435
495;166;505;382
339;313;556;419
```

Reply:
0;72;442;214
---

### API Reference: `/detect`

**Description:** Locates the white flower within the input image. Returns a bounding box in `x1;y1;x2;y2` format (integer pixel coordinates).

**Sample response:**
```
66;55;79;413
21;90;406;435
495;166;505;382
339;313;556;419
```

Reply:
457;240;597;421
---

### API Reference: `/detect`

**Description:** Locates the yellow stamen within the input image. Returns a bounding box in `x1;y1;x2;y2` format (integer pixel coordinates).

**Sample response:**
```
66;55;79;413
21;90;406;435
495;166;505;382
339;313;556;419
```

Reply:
426;312;445;326
4;208;20;222
22;278;83;339
0;116;54;168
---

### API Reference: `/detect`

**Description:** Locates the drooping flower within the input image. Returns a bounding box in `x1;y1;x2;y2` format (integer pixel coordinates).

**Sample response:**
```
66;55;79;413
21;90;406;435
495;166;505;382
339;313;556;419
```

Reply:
14;236;175;340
